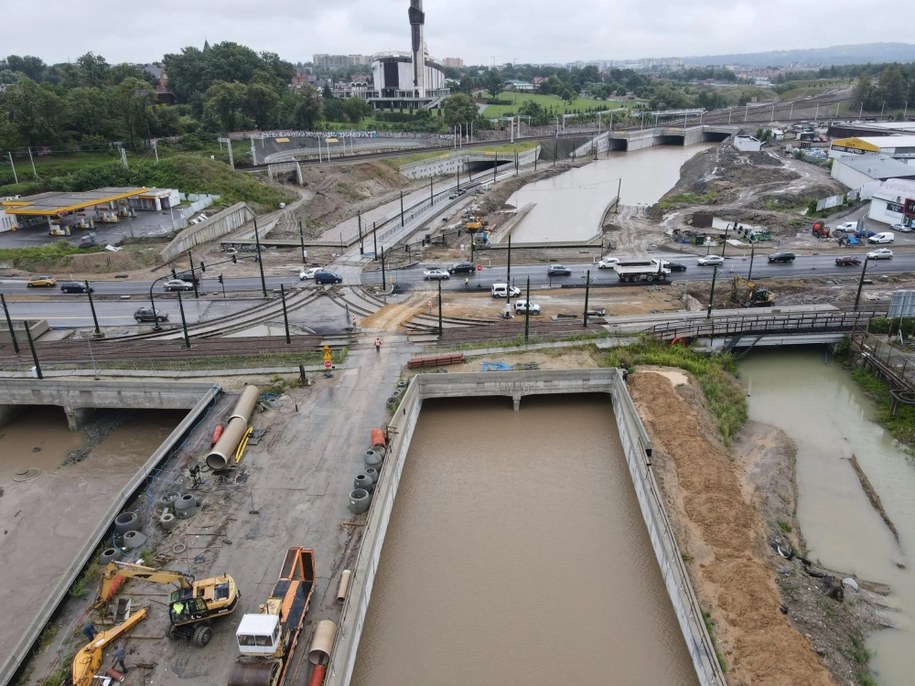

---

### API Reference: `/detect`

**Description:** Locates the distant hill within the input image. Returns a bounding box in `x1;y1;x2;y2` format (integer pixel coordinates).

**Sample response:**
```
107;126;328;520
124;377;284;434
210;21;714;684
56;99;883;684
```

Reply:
680;42;915;68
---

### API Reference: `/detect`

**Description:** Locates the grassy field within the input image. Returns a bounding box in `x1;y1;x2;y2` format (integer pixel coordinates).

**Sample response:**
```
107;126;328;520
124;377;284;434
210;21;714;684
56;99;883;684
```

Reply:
775;79;854;100
482;91;624;118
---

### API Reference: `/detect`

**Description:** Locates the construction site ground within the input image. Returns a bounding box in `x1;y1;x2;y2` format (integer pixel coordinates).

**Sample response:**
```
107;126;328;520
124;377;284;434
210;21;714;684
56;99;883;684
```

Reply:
12;140;910;686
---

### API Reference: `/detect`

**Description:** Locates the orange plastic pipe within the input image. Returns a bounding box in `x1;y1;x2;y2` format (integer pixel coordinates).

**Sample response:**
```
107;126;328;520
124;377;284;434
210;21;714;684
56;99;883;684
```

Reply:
307;664;326;686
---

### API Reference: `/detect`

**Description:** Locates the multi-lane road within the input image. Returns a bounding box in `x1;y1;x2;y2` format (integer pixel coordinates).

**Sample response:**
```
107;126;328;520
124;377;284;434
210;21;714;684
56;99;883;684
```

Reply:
1;250;909;328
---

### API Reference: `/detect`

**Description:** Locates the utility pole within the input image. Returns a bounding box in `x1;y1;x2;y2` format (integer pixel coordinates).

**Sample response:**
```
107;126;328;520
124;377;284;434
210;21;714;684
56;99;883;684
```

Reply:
583;270;591;327
23;321;42;379
253;216;267;297
86;281;101;336
748;241;757;280
854;257;870;311
524;277;531;343
437;278;443;336
176;290;191;348
380;246;387;289
299;220;307;264
280;284;291;344
706;265;719;319
7;152;18;185
1;293;20;353
372;221;378;260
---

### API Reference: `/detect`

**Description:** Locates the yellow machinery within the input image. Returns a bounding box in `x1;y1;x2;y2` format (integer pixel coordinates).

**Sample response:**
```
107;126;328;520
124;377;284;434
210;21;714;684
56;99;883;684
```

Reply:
97;561;239;647
730;275;776;307
71;606;148;686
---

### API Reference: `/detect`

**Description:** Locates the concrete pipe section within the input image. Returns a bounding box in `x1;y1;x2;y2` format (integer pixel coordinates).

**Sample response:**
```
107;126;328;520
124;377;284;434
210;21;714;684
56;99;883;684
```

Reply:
206;385;260;470
308;620;338;665
336;570;352;604
348;488;371;514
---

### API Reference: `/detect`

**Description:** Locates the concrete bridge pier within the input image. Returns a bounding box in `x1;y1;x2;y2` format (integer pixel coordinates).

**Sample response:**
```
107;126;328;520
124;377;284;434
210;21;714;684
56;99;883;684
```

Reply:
64;406;94;431
513;394;521;411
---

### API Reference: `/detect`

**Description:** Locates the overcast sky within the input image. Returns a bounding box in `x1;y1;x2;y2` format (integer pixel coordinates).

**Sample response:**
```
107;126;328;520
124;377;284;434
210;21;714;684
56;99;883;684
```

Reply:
6;0;915;67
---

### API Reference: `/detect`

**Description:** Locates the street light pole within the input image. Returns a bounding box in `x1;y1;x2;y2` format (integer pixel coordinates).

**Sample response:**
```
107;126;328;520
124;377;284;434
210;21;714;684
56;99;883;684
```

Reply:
253;216;267;297
1;293;20;353
854;257;870;311
85;280;101;336
721;223;733;257
706;265;720;319
748;241;757;280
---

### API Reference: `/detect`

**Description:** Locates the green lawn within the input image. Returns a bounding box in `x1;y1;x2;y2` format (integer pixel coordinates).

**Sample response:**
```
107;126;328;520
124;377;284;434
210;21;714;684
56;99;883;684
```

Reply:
481;91;624;118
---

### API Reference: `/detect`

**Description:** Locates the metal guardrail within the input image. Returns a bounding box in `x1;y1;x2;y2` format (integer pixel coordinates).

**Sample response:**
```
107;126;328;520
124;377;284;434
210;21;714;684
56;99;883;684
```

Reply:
646;310;886;342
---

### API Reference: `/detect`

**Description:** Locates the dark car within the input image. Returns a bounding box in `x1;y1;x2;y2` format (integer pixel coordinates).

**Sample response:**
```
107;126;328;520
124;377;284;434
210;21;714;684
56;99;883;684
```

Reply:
314;271;343;284
547;264;572;276
835;256;861;266
134;307;168;323
174;270;201;285
60;281;94;294
666;262;687;272
768;252;796;263
448;261;475;274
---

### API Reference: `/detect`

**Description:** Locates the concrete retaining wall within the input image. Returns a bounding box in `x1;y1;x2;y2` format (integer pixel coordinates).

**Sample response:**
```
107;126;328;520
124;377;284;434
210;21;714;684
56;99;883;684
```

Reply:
400;147;540;180
0;379;215;431
325;369;725;686
0;385;222;686
159;202;249;263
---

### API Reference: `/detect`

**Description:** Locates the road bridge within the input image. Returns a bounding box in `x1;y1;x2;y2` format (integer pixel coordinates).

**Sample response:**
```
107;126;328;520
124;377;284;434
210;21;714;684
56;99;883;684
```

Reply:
645;309;883;352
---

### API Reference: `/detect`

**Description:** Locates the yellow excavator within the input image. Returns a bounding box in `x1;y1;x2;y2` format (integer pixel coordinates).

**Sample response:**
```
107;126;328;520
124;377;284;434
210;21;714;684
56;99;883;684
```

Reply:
96;561;239;647
730;275;776;307
70;605;148;686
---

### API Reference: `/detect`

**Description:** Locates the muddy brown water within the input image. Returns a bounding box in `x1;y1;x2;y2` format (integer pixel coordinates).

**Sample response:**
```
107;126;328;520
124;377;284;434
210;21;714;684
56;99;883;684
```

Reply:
507;144;715;243
742;349;915;686
351;395;697;686
0;406;183;665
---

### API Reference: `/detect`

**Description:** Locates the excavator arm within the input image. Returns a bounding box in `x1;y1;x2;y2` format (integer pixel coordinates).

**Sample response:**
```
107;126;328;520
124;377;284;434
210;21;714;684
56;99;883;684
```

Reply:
97;562;194;607
71;606;148;686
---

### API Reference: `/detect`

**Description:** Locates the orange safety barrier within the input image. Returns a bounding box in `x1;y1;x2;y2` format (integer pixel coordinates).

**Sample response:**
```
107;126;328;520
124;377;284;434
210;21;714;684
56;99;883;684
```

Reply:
370;428;386;448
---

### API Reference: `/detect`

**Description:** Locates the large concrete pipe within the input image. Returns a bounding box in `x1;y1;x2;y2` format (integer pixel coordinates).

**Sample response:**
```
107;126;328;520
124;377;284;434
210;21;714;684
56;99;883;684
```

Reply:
207;386;260;469
336;570;351;604
231;385;260;422
308;620;337;665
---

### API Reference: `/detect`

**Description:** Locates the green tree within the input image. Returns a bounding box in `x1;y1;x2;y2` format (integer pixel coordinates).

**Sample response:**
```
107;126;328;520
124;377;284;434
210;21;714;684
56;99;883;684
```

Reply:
483;70;503;99
163;47;207;104
3;55;47;81
64;86;115;141
202;80;249;133
112;77;156;146
245;82;280;129
75;52;109;88
441;93;478;126
342;97;371;124
458;75;475;96
289;86;323;129
3;78;64;146
518;100;551;126
878;64;906;108
109;63;155;87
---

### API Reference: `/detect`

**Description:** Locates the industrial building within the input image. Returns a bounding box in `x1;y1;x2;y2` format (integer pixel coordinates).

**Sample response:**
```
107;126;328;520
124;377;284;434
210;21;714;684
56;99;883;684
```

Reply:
828;135;915;163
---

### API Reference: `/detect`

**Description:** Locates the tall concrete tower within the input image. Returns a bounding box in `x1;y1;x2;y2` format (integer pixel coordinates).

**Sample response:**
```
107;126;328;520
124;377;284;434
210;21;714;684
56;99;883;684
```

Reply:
408;0;426;98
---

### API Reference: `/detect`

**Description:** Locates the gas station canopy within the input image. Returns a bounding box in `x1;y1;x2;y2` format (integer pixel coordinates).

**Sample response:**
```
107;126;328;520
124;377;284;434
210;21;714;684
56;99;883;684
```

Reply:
2;187;149;217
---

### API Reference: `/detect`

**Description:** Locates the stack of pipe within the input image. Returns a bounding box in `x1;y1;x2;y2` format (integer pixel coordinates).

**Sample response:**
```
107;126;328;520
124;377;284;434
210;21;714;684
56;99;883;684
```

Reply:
206;386;259;470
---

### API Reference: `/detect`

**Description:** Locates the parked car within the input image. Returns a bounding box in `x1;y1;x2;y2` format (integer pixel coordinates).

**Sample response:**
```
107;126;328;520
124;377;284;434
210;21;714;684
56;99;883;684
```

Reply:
597;257;620;269
547;264;572;276
835;256;861;266
697;255;724;266
514;299;541;314
174;270;200;285
314;271;343;284
423;268;451;280
891;223;912;233
163;279;194;291
868;232;895;244
27;275;57;288
866;248;893;260
666;262;688;272
134;307;168;323
491;283;521;298
60;281;94;293
299;267;323;280
768;252;796;263
447;261;475;274
836;221;858;232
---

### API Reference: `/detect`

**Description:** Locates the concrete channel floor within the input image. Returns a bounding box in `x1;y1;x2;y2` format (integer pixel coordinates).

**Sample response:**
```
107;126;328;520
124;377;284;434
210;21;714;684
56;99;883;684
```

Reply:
22;334;413;685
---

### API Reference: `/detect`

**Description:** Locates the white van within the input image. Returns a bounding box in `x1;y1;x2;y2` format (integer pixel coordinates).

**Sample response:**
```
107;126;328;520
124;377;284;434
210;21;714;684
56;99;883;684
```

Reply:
491;283;521;298
868;232;895;244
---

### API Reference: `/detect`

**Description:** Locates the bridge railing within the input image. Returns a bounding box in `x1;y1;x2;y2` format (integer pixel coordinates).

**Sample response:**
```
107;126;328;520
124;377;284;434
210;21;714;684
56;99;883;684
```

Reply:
850;329;915;391
645;310;885;341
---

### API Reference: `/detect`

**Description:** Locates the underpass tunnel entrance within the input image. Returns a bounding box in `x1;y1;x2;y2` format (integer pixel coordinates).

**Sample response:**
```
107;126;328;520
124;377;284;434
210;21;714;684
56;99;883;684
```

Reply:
654;134;686;146
702;131;733;143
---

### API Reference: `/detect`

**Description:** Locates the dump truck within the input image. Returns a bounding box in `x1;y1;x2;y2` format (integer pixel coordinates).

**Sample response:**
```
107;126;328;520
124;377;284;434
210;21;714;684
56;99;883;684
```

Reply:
71;605;148;686
96;561;240;647
228;546;316;686
612;259;672;283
